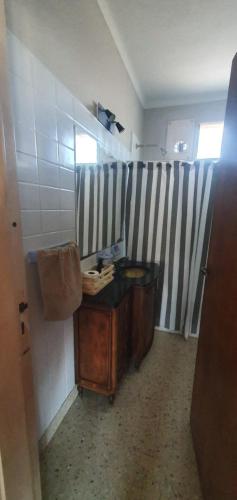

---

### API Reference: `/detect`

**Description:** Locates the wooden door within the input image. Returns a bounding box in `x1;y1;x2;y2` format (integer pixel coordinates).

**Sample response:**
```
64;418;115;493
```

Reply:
191;54;237;500
0;2;41;498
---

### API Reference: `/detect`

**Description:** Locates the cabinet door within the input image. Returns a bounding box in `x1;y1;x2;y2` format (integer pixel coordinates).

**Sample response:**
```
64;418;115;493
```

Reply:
143;281;156;353
132;280;156;366
78;307;113;393
116;293;131;381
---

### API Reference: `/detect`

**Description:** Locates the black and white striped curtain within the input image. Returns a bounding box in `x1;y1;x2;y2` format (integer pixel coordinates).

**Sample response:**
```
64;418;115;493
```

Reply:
125;160;215;336
76;163;127;257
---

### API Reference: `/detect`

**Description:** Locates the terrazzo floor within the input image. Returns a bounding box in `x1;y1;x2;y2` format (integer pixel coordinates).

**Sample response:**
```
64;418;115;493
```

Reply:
40;331;203;500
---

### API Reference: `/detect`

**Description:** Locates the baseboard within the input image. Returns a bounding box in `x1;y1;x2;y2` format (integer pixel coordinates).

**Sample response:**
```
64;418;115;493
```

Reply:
155;326;198;338
155;326;182;335
39;385;78;452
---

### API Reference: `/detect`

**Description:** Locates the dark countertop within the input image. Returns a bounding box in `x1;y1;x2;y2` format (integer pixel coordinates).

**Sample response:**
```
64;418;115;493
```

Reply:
82;261;159;309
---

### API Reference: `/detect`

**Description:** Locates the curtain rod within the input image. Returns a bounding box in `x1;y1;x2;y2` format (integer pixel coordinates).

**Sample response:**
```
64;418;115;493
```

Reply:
135;144;158;148
136;144;168;156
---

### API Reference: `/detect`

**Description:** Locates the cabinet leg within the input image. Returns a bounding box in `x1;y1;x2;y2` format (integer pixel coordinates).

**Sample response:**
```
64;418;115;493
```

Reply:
78;386;84;398
108;394;115;405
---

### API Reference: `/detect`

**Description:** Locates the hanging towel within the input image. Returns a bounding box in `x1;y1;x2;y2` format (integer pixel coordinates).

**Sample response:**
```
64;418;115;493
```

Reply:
37;241;82;321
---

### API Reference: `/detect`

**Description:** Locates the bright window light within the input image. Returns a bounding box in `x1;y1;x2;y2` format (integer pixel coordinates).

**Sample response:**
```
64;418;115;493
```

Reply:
76;133;97;163
197;122;224;159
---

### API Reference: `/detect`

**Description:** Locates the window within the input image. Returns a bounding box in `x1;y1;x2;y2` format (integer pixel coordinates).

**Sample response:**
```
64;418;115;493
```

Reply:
76;133;97;164
197;122;224;160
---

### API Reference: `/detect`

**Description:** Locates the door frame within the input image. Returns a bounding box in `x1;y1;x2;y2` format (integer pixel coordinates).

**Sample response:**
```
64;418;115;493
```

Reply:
0;1;41;498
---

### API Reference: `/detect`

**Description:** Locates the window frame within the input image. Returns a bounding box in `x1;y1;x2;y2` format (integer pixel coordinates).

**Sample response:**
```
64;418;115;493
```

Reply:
196;121;224;160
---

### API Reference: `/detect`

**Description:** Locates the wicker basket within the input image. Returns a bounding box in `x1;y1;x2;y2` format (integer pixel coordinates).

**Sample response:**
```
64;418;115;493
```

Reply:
82;264;114;295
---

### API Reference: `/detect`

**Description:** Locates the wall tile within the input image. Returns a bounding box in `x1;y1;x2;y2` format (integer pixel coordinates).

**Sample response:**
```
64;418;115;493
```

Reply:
59;167;75;190
18;182;40;210
36;133;58;164
7;32;32;84
21;211;41;236
59;230;76;243
63;318;75;393
22;235;41;256
39;232;64;249
10;74;35;130
38;160;59;188
58;144;75;169
41;211;60;233
22;235;42;255
56;81;74;118
73;98;97;133
57;110;74;149
35;381;52;437
60;210;75;231
35;95;57;141
40;186;60;210
22;233;62;255
47;327;68;417
60;189;75;210
16;152;38;184
14;123;36;157
31;56;55;104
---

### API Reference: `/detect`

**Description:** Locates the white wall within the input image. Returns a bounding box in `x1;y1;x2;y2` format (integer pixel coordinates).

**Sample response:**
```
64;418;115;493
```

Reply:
7;31;131;439
143;100;227;161
5;0;144;151
7;32;76;438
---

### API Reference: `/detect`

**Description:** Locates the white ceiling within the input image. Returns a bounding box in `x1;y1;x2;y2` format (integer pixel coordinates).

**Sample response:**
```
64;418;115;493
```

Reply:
98;0;237;108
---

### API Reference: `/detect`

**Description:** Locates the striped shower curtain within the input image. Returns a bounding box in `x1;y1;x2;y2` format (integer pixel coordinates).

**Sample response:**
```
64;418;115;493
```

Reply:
76;162;127;257
125;160;215;336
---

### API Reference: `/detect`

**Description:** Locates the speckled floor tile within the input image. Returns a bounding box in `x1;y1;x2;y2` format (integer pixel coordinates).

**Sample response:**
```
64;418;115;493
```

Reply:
40;331;203;500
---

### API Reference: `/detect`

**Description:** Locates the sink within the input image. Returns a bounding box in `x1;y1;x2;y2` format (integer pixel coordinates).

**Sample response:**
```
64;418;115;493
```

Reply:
116;259;150;279
121;265;148;279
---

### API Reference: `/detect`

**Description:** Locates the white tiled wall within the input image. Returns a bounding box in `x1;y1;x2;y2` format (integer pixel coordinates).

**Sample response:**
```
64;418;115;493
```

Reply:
7;31;131;439
8;32;76;438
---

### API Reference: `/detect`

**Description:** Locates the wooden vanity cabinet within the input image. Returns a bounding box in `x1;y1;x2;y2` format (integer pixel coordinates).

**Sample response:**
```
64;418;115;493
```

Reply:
131;279;157;368
75;292;131;401
75;271;158;400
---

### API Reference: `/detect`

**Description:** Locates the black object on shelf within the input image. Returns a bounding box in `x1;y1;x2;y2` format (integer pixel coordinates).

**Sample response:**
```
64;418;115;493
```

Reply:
97;103;125;135
97;258;104;273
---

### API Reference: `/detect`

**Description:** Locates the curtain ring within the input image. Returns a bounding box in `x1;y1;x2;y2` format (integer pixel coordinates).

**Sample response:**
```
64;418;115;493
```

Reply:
103;163;109;174
181;162;189;168
138;161;146;168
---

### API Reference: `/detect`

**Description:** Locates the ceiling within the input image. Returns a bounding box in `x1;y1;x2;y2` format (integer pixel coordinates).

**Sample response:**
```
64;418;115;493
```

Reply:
98;0;237;108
